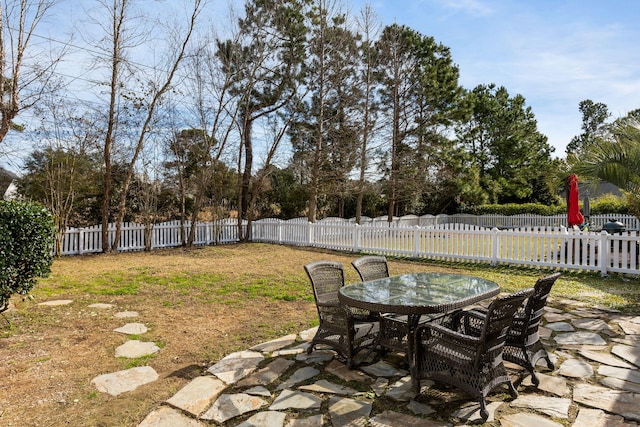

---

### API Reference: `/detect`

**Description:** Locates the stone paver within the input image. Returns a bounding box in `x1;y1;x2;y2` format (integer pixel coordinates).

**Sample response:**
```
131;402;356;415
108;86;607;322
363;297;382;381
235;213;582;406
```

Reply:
546;322;575;332
573;383;640;422
298;379;358;395
236;411;286;427
250;334;297;353
237;357;294;387
137;406;206;427
361;360;407;377
372;377;389;396
166;376;226;416
612;344;640;368
207;350;264;384
571;317;614;333
501;412;564;427
598;365;640;385
617;320;640;335
385;375;415;401
370;410;442;426
328;396;372;426
451;401;502;423
600;376;640;393
114;322;148;335
244;386;271;397
298;327;317;342
38;299;73;306
557;358;594;379
510;395;571;418
276;366;319;390
91;366;158;396
536;373;570;396
407;400;435;416
554;331;607;346
573;407;632;427
579;349;636;368
285;414;324;427
269;389;322;410
200;393;267;423
114;310;139;318
88;303;114;309
115;340;160;358
325;359;373;382
295;349;334;364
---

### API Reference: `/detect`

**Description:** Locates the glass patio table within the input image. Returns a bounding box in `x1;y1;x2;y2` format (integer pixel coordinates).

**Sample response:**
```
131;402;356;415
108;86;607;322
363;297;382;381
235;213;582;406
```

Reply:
338;272;500;365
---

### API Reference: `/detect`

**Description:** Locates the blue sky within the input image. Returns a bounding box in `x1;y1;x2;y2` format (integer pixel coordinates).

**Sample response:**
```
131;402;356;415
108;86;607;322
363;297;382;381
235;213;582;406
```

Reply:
17;0;640;164
348;0;640;156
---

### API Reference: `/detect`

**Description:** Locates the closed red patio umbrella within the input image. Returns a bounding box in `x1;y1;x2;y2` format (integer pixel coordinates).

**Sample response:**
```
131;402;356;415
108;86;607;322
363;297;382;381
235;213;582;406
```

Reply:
566;174;584;227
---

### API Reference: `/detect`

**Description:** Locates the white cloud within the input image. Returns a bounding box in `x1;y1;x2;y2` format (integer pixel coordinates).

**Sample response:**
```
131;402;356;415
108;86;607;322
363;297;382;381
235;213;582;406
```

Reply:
434;0;494;16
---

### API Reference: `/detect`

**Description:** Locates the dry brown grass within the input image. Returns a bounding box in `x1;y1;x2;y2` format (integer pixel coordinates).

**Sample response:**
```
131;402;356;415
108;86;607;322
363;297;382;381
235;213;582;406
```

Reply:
0;244;450;426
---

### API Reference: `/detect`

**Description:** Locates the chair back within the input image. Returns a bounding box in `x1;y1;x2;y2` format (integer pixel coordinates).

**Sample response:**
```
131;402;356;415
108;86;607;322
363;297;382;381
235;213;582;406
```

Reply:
521;272;561;342
351;256;389;282
304;260;345;305
476;288;534;367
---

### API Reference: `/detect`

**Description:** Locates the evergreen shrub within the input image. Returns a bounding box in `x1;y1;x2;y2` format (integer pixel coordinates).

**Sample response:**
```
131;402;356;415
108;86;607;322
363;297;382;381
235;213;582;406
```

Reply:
0;200;55;312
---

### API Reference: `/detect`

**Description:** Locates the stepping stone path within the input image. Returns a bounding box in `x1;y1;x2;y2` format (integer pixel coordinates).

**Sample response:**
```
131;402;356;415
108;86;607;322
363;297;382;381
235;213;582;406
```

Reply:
38;300;161;396
36;298;640;426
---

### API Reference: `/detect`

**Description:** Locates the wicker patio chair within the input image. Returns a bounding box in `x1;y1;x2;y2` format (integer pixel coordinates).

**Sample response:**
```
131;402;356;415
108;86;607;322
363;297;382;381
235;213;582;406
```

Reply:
351;255;433;354
351;255;390;282
413;288;534;421
350;255;389;322
304;260;378;369
467;273;561;386
503;272;561;385
352;255;417;353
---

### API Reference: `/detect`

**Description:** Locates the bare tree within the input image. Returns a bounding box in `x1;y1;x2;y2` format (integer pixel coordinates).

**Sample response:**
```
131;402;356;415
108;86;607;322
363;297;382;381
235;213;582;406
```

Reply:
0;0;64;144
175;29;243;247
87;0;204;252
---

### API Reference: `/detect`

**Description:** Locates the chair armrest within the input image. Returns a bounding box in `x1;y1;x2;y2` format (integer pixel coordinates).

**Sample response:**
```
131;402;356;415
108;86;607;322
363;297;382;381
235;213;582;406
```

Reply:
317;300;342;309
316;301;354;321
417;322;482;346
459;309;486;322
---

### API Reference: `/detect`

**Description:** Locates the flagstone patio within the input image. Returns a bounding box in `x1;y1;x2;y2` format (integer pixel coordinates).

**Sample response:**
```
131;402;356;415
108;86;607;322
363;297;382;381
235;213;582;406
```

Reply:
130;297;640;426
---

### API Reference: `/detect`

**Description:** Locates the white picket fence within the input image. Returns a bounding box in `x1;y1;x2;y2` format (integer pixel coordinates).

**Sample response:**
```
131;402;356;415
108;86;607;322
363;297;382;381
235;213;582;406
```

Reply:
57;214;640;276
250;219;640;276
60;220;241;255
315;213;640;230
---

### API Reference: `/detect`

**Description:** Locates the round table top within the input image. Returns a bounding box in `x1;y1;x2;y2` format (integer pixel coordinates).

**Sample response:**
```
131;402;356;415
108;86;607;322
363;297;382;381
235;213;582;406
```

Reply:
338;272;500;315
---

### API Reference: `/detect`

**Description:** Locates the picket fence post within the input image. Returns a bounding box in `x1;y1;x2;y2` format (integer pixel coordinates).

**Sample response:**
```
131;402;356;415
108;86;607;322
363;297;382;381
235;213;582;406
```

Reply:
491;227;500;266
598;230;609;276
307;222;313;246
78;227;85;255
353;224;361;252
413;226;421;257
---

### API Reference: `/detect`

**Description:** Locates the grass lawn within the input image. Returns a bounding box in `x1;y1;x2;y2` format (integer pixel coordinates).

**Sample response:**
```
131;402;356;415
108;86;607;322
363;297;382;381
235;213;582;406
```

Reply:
1;243;639;426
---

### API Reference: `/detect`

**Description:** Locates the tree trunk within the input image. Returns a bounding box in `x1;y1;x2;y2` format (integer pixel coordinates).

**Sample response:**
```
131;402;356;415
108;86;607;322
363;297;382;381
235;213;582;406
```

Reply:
240;115;253;241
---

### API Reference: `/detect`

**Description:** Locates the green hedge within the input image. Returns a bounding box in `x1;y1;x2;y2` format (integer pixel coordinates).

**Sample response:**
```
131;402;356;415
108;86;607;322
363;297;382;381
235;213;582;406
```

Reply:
464;203;564;216
588;194;630;215
0;200;55;312
464;195;631;217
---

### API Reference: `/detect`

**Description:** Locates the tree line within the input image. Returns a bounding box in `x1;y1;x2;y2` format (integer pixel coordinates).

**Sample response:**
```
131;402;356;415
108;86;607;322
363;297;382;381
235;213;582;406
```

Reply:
4;0;634;253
